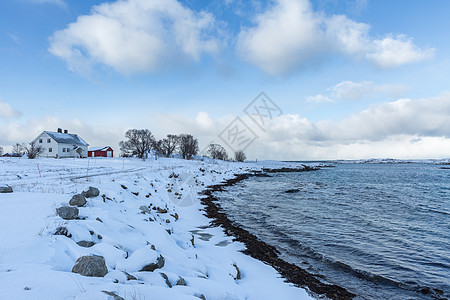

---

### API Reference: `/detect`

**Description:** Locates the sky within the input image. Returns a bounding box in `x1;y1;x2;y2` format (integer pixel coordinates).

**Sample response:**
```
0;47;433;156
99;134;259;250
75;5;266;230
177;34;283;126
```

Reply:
1;0;450;160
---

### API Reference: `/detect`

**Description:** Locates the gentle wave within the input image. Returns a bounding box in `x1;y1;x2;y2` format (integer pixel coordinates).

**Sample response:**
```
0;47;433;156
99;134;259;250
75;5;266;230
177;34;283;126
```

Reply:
219;164;450;300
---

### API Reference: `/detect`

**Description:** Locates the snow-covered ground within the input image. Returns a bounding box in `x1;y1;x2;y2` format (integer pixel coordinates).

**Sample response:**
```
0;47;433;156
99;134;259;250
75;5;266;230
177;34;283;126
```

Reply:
0;157;313;300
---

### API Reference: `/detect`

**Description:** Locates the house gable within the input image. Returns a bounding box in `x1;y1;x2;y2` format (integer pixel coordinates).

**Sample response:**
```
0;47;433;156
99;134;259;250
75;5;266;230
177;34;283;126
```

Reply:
31;130;89;158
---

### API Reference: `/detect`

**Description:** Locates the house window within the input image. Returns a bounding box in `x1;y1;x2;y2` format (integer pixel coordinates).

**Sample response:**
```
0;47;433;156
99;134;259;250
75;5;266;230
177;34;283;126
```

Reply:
49;148;52;153
47;139;51;143
39;139;42;143
62;148;66;152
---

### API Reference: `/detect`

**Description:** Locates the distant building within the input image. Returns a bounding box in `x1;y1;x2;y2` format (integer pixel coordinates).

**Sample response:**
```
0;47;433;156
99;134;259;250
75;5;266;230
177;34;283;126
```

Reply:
32;128;89;158
88;146;114;158
2;153;22;157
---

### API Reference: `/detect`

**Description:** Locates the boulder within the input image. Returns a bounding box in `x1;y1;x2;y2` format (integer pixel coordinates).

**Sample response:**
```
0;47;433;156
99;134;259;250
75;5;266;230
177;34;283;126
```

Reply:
102;291;124;300
77;241;95;248
54;226;71;237
72;255;108;277
160;272;172;288
139;206;151;214
83;186;100;198
176;276;187;286
69;194;87;207
0;184;13;193
56;206;79;220
123;271;137;281
140;254;165;272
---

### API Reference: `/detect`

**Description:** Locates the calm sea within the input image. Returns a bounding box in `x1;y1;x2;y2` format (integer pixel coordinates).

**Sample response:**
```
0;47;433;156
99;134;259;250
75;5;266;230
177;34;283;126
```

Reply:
219;163;450;299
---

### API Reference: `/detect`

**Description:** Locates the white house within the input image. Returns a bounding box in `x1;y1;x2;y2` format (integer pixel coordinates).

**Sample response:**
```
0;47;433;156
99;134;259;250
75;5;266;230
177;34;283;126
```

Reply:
32;128;89;158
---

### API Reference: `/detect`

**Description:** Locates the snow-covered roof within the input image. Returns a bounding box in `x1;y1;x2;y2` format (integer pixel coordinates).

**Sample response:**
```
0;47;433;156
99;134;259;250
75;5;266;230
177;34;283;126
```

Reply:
89;146;111;152
44;131;89;146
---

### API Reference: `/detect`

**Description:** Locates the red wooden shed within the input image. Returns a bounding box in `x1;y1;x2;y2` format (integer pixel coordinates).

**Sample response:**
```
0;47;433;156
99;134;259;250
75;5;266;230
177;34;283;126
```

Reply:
88;146;114;158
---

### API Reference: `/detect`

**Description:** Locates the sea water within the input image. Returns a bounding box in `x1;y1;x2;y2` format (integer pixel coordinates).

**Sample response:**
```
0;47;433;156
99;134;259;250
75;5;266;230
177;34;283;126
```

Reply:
219;163;449;299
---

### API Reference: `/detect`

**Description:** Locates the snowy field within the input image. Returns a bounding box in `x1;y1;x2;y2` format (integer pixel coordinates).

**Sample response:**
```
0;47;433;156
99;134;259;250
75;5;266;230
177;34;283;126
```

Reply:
0;157;312;300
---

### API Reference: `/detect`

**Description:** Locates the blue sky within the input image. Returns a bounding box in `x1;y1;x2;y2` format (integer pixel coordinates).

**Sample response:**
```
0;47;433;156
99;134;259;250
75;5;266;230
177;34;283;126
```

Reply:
1;0;450;160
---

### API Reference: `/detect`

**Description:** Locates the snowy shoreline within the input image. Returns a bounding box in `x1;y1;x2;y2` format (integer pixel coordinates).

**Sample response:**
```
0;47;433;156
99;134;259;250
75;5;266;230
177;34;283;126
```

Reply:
200;172;354;300
0;157;316;300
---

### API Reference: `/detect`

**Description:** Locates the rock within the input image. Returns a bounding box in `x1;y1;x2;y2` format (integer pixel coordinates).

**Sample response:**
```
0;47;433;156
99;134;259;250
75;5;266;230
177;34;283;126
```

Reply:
284;189;300;193
77;241;95;248
140;254;165;272
54;226;71;238
195;294;206;300
157;208;168;214
56;206;79;220
72;255;108;277
160;272;172;287
0;184;13;193
83;186;100;198
122;271;137;281
233;263;241;280
176;277;186;286
102;291;124;300
139;206;151;214
69;194;87;207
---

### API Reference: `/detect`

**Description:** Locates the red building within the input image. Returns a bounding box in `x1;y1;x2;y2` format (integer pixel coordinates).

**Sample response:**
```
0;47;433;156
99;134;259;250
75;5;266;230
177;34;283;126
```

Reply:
88;146;114;158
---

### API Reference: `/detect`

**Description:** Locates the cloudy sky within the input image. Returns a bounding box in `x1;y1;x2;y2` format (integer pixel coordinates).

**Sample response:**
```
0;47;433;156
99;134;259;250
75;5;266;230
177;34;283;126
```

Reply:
1;0;450;160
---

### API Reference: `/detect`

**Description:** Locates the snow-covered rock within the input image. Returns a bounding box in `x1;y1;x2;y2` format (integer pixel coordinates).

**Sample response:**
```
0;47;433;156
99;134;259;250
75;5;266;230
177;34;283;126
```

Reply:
0;184;13;193
83;186;100;198
116;246;164;272
56;206;79;220
69;194;87;207
72;255;108;277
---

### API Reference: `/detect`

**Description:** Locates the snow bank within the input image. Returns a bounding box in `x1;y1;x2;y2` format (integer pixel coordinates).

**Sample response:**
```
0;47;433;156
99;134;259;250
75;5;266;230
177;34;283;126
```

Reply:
0;157;312;299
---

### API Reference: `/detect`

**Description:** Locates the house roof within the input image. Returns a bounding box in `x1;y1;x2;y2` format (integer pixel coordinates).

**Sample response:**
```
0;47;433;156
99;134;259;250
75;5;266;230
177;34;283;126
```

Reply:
89;146;112;152
44;131;89;146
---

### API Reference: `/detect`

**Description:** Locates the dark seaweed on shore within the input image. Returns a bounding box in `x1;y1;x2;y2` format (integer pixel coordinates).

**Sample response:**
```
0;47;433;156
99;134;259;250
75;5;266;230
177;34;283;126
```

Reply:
199;170;355;300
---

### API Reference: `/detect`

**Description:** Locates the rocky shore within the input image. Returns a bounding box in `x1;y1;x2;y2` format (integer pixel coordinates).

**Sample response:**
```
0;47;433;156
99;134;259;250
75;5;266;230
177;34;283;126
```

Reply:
200;172;355;300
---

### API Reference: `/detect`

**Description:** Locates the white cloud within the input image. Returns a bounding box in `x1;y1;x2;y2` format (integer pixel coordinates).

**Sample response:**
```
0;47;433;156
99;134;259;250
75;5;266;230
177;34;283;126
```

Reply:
8;33;21;44
49;0;220;74
28;0;66;8
367;35;435;69
237;0;325;75
271;92;450;143
237;0;434;75
0;99;22;119
140;92;450;160
306;94;333;103
330;81;406;100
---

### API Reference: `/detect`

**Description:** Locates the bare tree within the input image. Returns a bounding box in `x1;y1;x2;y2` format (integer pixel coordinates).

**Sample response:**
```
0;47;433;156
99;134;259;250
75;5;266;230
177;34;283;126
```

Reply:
25;142;44;159
207;143;228;160
234;150;246;162
158;134;180;157
178;134;199;160
12;143;25;156
0;146;3;156
120;129;155;159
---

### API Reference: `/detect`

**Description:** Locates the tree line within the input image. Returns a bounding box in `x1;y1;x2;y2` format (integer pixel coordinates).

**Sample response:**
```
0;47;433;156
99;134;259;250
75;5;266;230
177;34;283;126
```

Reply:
120;129;246;162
